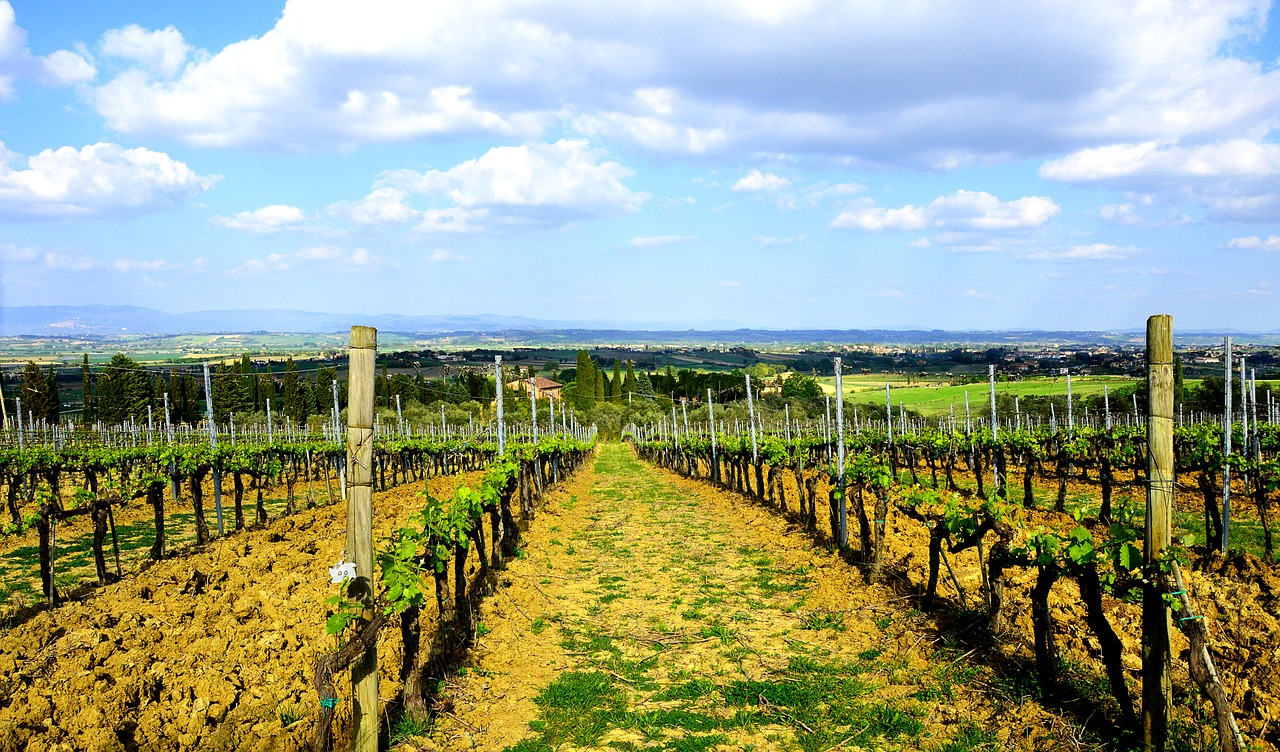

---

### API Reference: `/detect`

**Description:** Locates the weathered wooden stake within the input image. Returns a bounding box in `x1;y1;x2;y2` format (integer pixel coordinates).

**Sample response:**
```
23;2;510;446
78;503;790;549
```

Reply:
495;356;505;454
1223;337;1232;552
347;325;378;752
1143;314;1173;751
202;362;224;536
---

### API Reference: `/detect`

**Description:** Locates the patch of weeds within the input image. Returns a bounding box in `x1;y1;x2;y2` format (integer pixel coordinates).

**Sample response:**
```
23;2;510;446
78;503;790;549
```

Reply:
565;544;577;555
389;711;434;743
531;671;626;747
662;733;729;751
681;607;706;621
857;646;884;662
530;618;548;635
799;610;845;631
277;700;305;727
655;679;719;702
698;621;735;645
550;538;563;547
936;721;997;751
476;622;492;637
874;616;893;630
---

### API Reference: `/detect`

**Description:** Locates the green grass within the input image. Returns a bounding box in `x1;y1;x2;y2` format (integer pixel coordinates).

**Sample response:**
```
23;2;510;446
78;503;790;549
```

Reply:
816;373;1135;417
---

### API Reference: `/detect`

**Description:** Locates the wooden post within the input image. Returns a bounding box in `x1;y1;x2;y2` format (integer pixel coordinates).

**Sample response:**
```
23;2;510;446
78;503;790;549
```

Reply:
745;373;758;463
1223;337;1232;552
495;356;505;454
834;358;847;547
988;364;999;491
203;362;224;536
707;388;718;483
1144;314;1173;751
346;325;378;752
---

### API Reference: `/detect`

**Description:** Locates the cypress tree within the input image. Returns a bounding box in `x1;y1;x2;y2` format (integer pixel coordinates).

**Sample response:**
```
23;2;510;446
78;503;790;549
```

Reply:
623;360;636;395
595;363;605;403
575;350;596;410
81;354;93;423
611;360;622;403
282;357;302;422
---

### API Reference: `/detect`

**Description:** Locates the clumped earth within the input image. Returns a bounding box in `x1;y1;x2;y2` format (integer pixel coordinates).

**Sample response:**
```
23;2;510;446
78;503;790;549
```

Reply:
4;444;1279;751
413;446;1001;751
0;471;479;752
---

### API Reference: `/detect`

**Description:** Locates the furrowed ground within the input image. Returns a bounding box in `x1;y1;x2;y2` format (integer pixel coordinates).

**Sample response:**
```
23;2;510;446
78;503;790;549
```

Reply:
418;444;1003;752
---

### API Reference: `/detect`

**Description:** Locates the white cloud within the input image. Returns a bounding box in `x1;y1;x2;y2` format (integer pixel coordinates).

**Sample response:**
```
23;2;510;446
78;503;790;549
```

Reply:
732;170;790;192
757;234;805;246
228;245;390;276
212;204;306;232
1041;139;1280;182
100;25;190;78
339;139;646;233
1055;243;1134;261
41;251;96;271
720;280;743;288
630;234;695;247
428;248;466;262
0;141;215;219
961;288;991;299
75;0;1280;172
1099;203;1143;226
41;49;96;85
831;190;1059;231
1224;235;1280;250
0;2;97;96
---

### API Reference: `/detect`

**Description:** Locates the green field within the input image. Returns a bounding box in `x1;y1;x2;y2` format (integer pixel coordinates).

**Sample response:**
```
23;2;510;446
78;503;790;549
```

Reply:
816;373;1141;417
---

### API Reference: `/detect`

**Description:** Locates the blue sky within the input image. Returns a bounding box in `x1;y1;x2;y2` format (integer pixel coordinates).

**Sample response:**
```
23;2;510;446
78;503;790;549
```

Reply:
1;0;1278;330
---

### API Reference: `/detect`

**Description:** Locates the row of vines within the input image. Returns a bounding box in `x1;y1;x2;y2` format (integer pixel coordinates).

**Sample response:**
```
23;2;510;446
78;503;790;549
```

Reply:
631;421;1272;750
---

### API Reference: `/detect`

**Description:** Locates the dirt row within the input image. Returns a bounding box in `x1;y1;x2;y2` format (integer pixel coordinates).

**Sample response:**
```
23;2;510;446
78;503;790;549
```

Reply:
0;470;479;752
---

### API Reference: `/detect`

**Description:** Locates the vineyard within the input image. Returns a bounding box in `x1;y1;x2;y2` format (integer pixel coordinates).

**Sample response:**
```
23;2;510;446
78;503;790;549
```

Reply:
629;405;1276;748
0;321;1276;751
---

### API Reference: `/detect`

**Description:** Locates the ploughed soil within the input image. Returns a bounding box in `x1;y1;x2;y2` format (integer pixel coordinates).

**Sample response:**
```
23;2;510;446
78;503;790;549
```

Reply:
4;443;1277;751
0;471;479;752
405;445;1001;751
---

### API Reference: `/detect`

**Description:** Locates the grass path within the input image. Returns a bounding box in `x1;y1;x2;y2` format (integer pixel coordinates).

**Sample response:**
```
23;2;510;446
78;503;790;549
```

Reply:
419;443;995;751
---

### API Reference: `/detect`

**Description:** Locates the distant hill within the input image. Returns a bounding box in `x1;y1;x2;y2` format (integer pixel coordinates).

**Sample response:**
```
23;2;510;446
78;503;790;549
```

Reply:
0;305;665;336
1;305;1276;346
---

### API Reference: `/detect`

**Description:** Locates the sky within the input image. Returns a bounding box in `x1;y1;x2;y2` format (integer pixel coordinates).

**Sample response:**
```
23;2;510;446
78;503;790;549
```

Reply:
0;0;1278;331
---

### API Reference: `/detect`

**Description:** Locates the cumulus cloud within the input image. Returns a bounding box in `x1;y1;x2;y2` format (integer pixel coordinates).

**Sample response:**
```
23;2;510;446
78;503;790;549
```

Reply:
41;49;96;85
732;170;790;192
831;190;1059;231
1224;235;1280;250
100;25;189;77
212;204;306;232
428;248;466;262
228;246;390;276
337;139;646;232
0;2;98;96
73;0;1280;173
1041;139;1280;182
630;234;695;247
0;141;216;219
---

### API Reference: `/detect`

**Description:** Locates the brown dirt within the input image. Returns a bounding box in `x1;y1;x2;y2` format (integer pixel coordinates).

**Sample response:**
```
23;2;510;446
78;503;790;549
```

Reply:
0;470;479;752
409;445;998;751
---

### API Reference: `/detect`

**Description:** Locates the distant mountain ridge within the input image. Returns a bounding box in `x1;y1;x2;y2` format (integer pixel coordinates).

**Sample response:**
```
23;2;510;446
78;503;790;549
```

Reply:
1;305;1276;345
0;305;674;336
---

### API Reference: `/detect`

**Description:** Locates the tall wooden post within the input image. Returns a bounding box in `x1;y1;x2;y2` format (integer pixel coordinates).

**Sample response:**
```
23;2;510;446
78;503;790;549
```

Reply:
203;362;224;535
834;358;847;547
346;325;378;752
1144;314;1173;751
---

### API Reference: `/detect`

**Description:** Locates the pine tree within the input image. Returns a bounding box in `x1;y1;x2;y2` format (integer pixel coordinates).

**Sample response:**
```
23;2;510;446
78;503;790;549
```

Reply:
21;362;57;424
636;371;655;398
